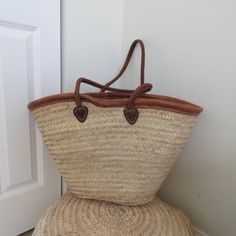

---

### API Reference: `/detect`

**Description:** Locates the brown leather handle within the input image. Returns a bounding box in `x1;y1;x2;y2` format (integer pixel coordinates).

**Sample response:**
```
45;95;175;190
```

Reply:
100;39;145;93
124;83;152;124
126;83;152;109
75;78;136;107
73;77;152;124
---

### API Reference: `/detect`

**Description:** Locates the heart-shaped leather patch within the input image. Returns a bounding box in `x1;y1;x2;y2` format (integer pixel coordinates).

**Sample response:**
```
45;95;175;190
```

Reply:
73;106;88;122
124;108;139;125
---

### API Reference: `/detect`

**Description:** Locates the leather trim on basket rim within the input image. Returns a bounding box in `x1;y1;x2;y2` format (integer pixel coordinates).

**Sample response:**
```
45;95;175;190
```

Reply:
28;92;203;115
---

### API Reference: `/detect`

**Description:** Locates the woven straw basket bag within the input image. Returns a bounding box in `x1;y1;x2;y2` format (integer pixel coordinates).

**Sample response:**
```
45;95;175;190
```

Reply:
33;192;194;236
28;40;203;206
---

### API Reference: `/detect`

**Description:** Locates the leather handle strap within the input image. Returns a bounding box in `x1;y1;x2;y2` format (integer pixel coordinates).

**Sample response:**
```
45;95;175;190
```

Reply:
75;78;136;107
124;83;152;124
73;77;152;124
126;83;152;109
100;39;145;93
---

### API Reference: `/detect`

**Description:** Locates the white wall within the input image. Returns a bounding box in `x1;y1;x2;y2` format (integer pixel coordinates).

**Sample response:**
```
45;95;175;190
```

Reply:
122;1;236;236
62;0;124;92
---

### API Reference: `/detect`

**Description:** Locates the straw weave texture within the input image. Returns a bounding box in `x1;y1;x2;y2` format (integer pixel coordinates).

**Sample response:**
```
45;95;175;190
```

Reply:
33;192;194;236
32;102;197;205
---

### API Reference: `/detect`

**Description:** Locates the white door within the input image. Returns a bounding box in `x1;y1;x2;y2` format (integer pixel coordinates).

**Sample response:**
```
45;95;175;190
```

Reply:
0;1;61;235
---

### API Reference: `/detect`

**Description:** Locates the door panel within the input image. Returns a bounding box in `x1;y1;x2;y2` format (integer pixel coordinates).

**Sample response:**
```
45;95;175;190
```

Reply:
0;22;39;193
0;1;61;235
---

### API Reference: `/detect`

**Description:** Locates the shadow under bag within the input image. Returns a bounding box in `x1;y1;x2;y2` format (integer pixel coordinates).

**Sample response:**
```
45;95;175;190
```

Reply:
28;39;203;206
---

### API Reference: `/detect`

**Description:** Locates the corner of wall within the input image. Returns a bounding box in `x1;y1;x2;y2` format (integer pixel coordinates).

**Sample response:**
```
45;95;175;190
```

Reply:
194;227;209;236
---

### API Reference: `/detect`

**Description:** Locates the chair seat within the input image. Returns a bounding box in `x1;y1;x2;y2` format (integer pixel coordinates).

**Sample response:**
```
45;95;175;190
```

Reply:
33;192;194;236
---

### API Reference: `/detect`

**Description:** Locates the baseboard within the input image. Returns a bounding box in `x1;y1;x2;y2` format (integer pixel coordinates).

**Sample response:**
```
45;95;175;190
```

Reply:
193;226;208;236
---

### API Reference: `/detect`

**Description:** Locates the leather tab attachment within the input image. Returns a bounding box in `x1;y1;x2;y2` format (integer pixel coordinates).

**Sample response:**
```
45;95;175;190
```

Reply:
73;106;88;122
124;108;139;125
